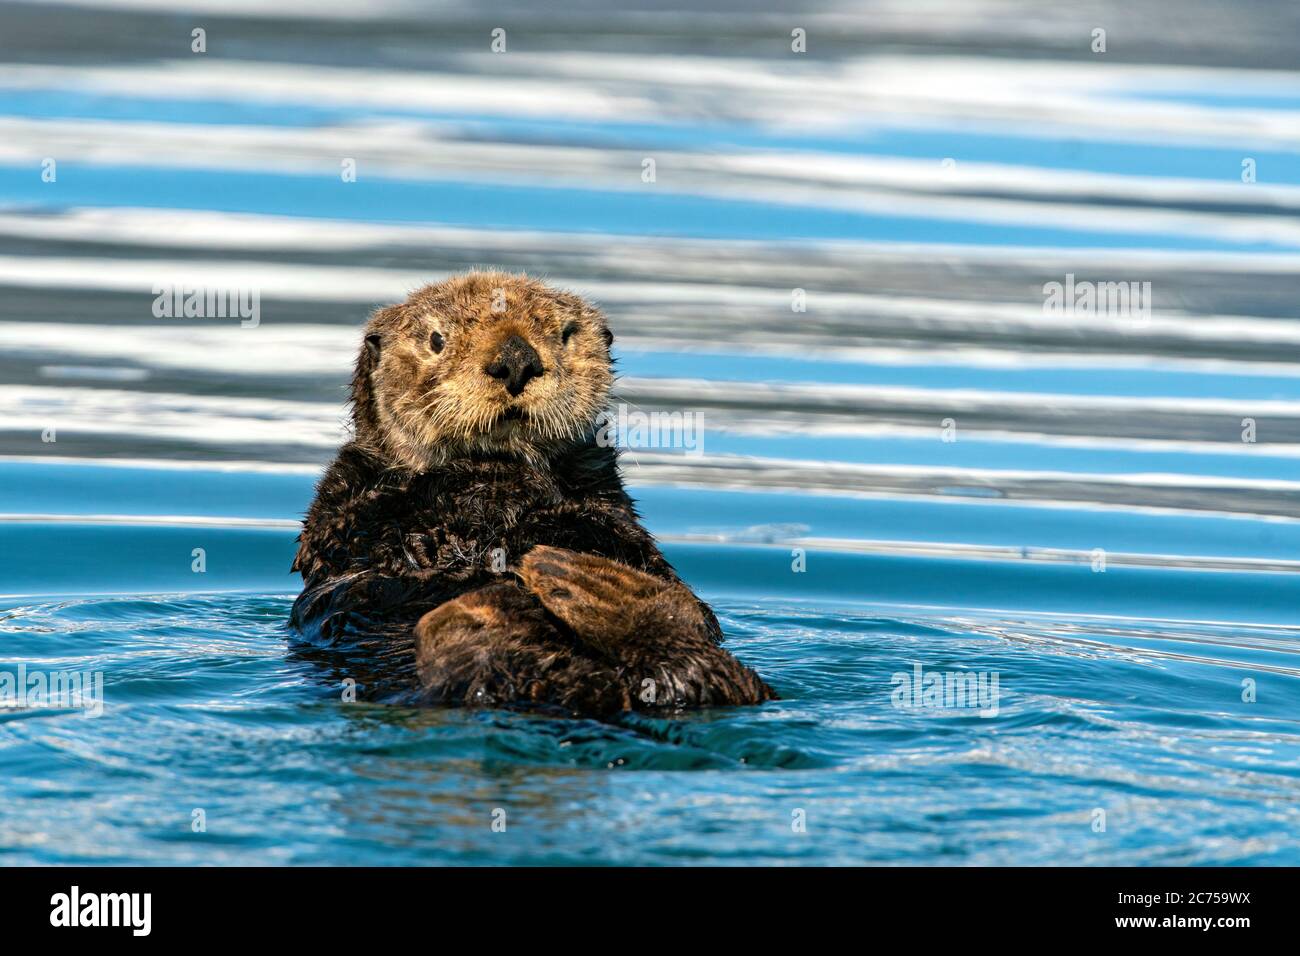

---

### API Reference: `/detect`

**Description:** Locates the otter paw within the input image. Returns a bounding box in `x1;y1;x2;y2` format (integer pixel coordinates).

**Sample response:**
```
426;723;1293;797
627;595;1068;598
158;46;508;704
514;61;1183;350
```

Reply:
414;583;540;646
413;593;495;678
413;584;560;704
519;545;705;650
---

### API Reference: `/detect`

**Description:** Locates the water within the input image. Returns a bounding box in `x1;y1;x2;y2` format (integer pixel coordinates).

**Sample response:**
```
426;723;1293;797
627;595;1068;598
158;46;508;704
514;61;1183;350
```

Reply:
3;585;1298;865
1;0;1299;865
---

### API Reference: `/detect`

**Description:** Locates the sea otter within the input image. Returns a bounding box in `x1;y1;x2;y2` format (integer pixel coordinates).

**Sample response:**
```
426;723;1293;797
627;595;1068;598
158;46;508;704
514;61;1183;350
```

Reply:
290;272;775;717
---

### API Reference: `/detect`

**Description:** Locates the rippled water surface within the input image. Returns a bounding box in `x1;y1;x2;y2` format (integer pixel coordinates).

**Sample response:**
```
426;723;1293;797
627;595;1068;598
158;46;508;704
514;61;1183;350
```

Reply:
4;588;1298;866
1;0;1299;865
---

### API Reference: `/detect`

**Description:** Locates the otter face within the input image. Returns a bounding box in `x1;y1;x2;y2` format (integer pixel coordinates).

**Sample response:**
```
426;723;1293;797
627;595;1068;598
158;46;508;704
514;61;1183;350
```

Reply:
353;272;615;469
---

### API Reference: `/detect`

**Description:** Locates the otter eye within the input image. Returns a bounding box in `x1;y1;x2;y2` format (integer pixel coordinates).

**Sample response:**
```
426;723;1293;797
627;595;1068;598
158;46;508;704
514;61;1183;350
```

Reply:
561;322;579;345
429;330;445;354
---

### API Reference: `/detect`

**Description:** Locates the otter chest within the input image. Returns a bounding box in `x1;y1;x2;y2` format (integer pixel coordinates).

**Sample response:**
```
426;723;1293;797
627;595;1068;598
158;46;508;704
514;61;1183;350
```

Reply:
379;481;570;577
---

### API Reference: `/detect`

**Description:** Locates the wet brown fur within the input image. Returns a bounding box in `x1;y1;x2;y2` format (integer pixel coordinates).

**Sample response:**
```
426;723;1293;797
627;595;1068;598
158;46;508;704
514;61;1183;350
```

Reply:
291;272;776;717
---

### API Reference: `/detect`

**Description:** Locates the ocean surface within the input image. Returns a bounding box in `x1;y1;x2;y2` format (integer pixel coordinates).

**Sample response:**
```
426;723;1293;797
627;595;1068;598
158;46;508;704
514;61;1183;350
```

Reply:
1;0;1298;865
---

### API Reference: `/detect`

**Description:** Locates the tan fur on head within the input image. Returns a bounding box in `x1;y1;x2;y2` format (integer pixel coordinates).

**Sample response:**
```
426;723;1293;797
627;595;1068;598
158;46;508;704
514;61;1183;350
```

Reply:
351;272;615;471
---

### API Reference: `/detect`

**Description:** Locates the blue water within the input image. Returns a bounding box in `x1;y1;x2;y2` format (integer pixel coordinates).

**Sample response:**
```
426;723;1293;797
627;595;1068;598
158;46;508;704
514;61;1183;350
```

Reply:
7;89;1300;184
3;590;1297;866
3;460;1299;865
7;162;1291;250
620;349;1300;399
3;0;1300;866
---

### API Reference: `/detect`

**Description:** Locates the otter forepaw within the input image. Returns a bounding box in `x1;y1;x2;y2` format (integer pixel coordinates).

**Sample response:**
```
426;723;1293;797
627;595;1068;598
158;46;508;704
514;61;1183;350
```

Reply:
519;546;707;652
413;591;498;685
412;582;634;714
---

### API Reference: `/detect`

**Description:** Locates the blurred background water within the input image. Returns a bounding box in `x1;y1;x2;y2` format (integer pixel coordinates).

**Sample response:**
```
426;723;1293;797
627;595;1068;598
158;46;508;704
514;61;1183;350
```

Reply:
1;0;1298;865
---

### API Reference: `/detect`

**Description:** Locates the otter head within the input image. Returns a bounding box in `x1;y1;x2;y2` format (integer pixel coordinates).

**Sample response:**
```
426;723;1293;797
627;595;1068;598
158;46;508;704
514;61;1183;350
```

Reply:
351;272;615;470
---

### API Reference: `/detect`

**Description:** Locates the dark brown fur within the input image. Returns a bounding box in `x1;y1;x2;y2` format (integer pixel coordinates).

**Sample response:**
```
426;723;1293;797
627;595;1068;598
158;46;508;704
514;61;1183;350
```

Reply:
290;272;775;717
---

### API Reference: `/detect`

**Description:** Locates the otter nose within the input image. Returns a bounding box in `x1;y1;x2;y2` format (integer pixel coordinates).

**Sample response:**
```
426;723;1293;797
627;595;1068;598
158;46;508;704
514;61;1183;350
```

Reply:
485;335;544;397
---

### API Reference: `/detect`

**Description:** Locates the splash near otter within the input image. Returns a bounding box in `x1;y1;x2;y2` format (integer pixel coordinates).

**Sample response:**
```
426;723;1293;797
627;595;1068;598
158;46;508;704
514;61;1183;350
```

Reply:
290;272;775;717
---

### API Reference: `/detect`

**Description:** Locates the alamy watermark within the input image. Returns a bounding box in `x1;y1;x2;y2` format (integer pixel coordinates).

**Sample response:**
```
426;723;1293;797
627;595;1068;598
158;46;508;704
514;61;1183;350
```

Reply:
595;403;704;456
50;886;150;936
1043;273;1151;325
0;664;104;718
152;283;260;328
891;663;1000;718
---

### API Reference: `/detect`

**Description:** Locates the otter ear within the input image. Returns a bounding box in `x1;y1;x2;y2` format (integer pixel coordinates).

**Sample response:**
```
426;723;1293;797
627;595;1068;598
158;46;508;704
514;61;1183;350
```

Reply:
353;332;380;406
602;327;614;348
360;302;404;366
